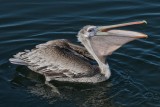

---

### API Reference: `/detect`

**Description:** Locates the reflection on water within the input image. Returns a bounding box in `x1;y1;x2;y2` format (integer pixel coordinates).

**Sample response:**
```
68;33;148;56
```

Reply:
10;64;160;107
0;0;160;107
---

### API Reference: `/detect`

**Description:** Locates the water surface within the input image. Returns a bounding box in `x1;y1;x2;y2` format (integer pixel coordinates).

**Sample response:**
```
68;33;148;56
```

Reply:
0;0;160;107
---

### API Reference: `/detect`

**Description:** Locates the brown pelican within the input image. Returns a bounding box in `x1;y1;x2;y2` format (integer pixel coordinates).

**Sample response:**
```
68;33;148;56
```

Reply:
9;21;147;85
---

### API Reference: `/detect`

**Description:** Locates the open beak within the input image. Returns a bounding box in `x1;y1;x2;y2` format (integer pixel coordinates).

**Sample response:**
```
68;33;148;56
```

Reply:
96;20;148;38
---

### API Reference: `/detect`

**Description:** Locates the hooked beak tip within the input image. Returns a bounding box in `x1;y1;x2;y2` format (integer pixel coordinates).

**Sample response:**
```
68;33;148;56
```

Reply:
138;34;148;39
144;34;148;38
142;20;147;24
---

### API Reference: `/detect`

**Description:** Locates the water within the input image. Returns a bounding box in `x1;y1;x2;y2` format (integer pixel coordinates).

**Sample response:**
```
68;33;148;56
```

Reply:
0;0;160;107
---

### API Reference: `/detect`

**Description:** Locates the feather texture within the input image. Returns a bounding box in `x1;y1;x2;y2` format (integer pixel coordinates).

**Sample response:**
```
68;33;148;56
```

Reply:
10;39;104;83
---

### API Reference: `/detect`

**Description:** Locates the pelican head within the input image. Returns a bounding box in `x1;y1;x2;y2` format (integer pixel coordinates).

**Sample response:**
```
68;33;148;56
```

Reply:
77;21;148;79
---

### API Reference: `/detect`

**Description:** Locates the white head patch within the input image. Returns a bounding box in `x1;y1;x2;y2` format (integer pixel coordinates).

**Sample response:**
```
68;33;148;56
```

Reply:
84;26;97;37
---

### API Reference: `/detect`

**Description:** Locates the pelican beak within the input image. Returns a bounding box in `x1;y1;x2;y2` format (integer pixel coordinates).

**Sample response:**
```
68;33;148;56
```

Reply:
96;20;148;38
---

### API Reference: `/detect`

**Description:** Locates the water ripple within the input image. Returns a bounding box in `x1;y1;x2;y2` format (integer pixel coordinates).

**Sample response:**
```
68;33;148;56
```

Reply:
0;0;160;107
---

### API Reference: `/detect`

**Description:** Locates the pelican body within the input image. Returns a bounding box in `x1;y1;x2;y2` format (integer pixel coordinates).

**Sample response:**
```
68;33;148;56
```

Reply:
9;21;147;84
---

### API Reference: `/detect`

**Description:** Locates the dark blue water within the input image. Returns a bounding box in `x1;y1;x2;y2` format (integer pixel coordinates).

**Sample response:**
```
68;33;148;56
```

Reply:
0;0;160;107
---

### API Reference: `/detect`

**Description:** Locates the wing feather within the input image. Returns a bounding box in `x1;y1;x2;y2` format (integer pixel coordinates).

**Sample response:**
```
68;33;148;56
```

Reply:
10;39;96;80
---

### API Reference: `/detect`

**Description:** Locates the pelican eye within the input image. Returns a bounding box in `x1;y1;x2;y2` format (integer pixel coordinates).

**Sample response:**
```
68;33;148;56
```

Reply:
87;28;94;32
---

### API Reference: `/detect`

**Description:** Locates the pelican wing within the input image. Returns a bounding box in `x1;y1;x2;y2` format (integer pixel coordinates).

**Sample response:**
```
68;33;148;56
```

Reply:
67;42;94;60
10;39;95;81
